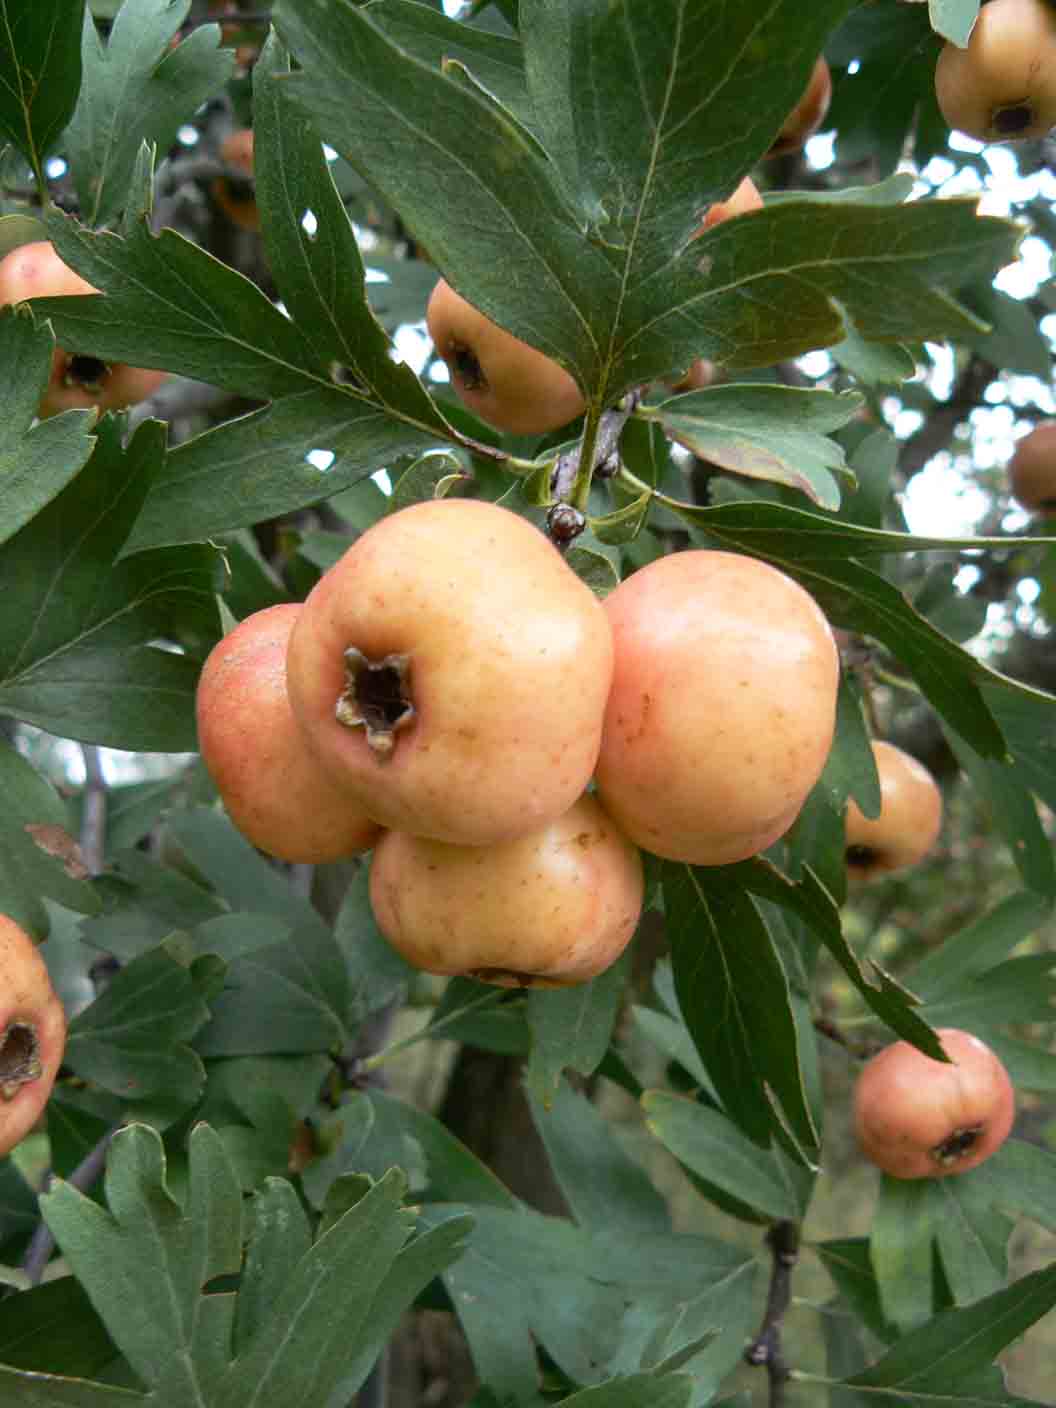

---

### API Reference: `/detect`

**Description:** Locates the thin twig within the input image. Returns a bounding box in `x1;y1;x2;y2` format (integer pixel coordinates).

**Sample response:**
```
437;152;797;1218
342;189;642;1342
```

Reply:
744;1220;799;1407
79;745;107;876
551;389;643;505
22;1125;120;1285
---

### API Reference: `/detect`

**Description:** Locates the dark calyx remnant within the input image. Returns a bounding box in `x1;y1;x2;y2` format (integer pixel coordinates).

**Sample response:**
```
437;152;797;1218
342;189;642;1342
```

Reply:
336;647;414;758
845;844;875;868
992;103;1034;135
931;1124;982;1166
66;355;109;392
547;503;586;548
0;1023;42;1100
450;341;486;391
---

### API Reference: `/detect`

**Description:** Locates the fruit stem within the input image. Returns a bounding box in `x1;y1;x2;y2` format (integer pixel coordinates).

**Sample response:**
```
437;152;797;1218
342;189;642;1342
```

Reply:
570;404;604;511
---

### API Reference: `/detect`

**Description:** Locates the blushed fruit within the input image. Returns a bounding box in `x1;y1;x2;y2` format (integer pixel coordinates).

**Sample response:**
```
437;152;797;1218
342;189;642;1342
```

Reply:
594;550;839;866
1008;421;1056;514
426;278;586;435
196;604;380;863
0;241;167;418
0;915;66;1157
844;740;942;881
212;128;260;232
854;1028;1014;1179
934;0;1056;142
285;498;614;846
369;794;643;988
767;57;832;156
667;358;719;394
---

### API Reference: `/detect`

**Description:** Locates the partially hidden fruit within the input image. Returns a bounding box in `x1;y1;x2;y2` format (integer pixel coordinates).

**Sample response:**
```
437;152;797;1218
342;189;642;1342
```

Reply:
594;550;839;866
767;57;832;156
854;1028;1014;1179
212;128;260;232
844;740;942;881
934;0;1056;142
426;278;586;435
0;915;66;1157
695;176;763;233
196;604;380;862
1008;421;1056;514
0;241;167;418
286;499;614;846
369;794;643;988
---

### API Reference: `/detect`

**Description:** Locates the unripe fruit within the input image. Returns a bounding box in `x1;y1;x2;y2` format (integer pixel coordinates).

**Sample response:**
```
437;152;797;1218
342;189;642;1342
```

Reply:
934;0;1056;142
854;1028;1014;1179
767;57;832;156
369;794;643;987
1007;421;1056;514
0;915;66;1157
0;241;167;418
212;128;260;232
286;499;614;846
426;278;586;435
594;550;839;866
196;604;380;862
844;740;942;881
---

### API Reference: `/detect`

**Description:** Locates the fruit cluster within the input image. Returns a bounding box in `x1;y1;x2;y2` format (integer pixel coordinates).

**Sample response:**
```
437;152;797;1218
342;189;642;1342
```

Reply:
195;498;948;989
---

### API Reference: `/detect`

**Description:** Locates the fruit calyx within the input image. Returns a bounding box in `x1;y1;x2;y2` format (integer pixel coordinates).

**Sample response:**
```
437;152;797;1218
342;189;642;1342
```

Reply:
336;647;414;757
931;1123;983;1167
845;843;875;869
992;102;1034;134
448;340;487;392
64;355;110;393
0;1022;43;1100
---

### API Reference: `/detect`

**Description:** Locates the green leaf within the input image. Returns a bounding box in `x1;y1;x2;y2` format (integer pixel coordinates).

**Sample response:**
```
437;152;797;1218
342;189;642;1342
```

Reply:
908;893;1052;1002
80;847;225;962
0;0;85;174
871;1176;939;1332
0;307;97;545
845;1263;1056;1397
642;1091;804;1222
0;1366;144;1405
0;740;100;935
816;1238;897;1345
556;1375;693;1408
525;948;629;1106
528;1076;670;1234
427;1202;756;1401
40;1123;243;1393
0;418;222;750
929;0;981;49
664;863;819;1160
65;946;211;1115
0;1275;116;1377
655;385;860;511
65;0;234;228
232;1177;312;1355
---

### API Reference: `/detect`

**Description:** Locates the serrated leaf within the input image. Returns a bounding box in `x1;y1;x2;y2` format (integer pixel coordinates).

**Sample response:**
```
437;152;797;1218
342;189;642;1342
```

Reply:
0;307;97;545
65;946;211;1113
525;948;628;1106
0;0;85;174
528;1077;670;1235
39;1123;243;1393
656;386;861;511
642;1091;804;1222
0;418;222;750
65;0;234;228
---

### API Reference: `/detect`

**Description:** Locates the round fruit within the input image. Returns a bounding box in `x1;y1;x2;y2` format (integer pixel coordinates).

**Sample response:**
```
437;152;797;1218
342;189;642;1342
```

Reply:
212;128;260;232
0;915;66;1158
934;0;1056;142
667;358;718;394
1008;421;1056;514
696;176;763;233
844;740;942;881
767;57;832;156
196;604;380;863
854;1028;1014;1179
426;278;586;435
593;550;839;866
0;241;167;418
369;794;643;988
285;498;614;846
